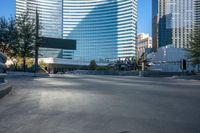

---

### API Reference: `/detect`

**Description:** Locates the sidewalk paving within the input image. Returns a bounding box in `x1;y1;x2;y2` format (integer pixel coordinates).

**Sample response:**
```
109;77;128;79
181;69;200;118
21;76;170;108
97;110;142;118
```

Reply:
7;71;49;77
171;74;200;80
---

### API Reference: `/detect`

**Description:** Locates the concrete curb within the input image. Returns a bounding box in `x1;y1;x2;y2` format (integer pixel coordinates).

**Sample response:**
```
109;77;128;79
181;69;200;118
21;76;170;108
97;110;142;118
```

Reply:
0;81;12;99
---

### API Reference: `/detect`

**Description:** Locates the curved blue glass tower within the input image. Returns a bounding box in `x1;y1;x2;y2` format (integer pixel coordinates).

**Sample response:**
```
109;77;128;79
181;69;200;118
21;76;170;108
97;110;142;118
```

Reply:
63;0;137;61
16;0;63;38
16;0;137;62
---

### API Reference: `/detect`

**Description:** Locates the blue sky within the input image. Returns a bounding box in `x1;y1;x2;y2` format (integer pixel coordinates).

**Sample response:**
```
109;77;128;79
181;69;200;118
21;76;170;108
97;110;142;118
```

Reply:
137;0;152;35
0;0;152;35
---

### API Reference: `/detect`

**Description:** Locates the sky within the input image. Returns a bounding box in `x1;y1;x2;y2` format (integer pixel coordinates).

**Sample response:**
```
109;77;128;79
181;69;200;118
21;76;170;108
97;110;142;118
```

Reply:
0;0;152;36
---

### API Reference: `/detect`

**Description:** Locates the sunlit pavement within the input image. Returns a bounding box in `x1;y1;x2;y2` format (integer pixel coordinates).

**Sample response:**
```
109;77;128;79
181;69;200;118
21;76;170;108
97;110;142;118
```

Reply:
0;74;200;133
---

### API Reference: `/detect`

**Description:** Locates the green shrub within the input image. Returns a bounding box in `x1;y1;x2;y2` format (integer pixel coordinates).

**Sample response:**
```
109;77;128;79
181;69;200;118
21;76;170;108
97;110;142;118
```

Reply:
89;60;97;70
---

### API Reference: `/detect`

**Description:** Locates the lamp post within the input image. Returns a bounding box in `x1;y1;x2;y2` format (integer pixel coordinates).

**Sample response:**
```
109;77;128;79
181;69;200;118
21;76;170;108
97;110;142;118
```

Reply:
34;8;39;76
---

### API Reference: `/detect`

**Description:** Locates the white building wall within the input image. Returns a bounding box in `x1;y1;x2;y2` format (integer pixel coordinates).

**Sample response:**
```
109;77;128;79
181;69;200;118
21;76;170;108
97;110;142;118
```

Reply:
147;45;197;72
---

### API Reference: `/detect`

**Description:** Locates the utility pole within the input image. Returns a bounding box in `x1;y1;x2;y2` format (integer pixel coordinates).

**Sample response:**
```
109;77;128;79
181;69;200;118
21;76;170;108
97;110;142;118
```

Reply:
34;8;39;76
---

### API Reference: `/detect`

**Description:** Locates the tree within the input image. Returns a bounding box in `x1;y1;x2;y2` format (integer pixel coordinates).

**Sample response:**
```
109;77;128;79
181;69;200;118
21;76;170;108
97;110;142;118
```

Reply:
0;16;19;57
1;12;42;72
7;17;20;58
188;29;200;65
16;12;36;72
89;60;97;70
0;17;9;53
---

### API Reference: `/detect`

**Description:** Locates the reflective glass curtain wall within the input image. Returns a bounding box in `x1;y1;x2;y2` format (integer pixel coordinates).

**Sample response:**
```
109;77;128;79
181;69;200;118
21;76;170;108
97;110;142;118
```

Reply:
16;0;70;59
158;0;195;48
16;0;63;38
16;0;137;62
152;0;159;50
195;0;200;28
63;0;137;61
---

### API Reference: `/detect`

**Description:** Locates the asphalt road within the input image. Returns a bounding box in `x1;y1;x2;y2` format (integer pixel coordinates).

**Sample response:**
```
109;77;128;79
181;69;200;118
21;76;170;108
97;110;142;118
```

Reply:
0;74;200;133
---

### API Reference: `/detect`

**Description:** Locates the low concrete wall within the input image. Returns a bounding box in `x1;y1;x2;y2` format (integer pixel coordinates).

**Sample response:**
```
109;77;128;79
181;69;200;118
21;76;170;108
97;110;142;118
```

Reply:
0;52;12;98
71;70;188;77
0;81;12;99
0;63;6;73
71;70;139;76
0;74;6;83
142;71;184;77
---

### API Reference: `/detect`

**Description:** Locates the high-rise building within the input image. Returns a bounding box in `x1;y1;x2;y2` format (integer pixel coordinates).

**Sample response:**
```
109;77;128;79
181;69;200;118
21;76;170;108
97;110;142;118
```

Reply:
195;0;200;28
16;0;63;38
152;0;159;50
157;0;195;48
16;0;138;63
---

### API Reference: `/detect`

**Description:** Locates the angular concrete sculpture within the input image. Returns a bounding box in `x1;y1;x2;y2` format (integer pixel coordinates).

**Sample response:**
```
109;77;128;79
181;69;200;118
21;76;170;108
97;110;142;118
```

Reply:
0;52;11;98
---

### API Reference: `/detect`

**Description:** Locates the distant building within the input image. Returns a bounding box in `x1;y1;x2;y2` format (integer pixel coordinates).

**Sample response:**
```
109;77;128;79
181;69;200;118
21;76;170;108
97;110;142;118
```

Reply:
195;0;200;28
152;0;159;50
155;0;196;48
137;33;152;57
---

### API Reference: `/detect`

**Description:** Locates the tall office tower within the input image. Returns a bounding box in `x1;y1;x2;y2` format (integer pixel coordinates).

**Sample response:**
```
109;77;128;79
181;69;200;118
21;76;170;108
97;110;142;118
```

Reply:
158;0;195;48
152;0;159;51
16;0;63;38
16;0;138;62
195;0;200;28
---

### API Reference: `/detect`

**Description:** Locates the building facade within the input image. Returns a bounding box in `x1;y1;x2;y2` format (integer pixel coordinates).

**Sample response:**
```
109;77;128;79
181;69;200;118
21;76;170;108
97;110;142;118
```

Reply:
152;0;159;50
195;0;200;28
147;45;198;72
156;0;195;48
16;0;137;63
16;0;63;38
137;33;152;57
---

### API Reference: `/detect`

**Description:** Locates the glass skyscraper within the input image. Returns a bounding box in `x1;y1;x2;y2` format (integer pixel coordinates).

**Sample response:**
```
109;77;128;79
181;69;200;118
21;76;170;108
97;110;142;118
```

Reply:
152;0;158;50
16;0;137;62
195;0;200;28
16;0;63;38
158;0;195;48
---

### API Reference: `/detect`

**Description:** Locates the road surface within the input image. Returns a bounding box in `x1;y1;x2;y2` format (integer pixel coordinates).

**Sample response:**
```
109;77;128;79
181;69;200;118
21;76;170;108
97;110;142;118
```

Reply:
0;74;200;133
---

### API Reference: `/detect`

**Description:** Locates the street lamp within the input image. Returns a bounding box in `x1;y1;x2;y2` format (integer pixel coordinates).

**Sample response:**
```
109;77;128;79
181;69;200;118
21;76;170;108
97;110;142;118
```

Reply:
34;7;40;76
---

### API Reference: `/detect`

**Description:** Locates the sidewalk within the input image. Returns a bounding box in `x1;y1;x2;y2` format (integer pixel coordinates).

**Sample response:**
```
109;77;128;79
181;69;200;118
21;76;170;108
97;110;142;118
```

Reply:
170;74;200;80
7;71;49;77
